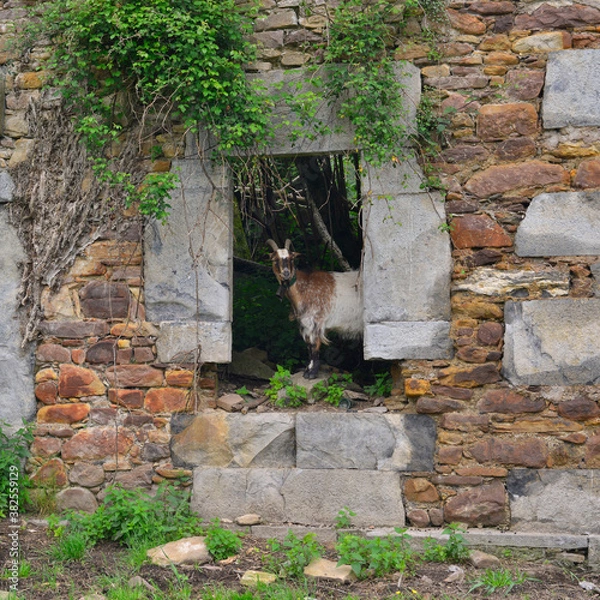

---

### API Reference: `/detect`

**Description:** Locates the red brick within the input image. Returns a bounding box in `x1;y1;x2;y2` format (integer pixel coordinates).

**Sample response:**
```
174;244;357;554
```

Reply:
477;103;538;140
58;364;105;398
105;365;163;387
477;389;545;414
62;427;135;461
38;403;90;424
450;214;512;249
36;343;71;363
144;387;189;413
108;388;144;409
35;381;58;404
469;437;548;467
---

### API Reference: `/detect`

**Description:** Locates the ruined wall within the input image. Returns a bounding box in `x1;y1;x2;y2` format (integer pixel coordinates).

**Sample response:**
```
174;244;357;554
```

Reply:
1;0;599;531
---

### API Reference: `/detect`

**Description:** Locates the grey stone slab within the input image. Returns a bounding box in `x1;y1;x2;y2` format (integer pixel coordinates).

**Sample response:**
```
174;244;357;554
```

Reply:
0;207;35;432
503;299;600;385
507;469;600;534
155;321;231;364
543;50;600;128
362;173;452;324
244;62;420;156
0;170;14;203
296;413;435;471
171;413;296;469
515;192;600;257
364;321;452;361
192;467;405;527
144;159;232;325
250;525;337;544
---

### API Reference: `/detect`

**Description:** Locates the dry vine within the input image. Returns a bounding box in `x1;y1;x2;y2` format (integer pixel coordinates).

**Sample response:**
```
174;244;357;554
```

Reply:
10;94;146;344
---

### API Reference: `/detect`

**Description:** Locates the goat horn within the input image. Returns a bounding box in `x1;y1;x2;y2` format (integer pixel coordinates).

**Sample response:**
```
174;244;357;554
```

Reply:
284;239;292;250
266;239;279;252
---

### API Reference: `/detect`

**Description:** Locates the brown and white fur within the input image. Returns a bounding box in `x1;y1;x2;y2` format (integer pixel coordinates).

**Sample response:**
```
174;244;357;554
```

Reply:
267;239;363;379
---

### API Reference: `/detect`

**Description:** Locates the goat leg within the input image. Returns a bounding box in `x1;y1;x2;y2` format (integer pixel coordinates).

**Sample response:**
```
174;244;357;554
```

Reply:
304;342;321;379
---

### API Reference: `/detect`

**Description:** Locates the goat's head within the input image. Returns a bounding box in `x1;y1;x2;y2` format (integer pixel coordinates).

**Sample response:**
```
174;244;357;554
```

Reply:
266;239;300;286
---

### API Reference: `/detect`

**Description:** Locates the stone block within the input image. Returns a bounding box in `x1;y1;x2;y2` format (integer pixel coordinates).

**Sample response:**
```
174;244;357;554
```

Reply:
503;299;600;385
364;321;452;361
515;192;600;257
296;413;436;471
0;207;35;431
145;160;232;325
79;281;130;319
192;468;405;527
58;365;105;398
0;169;14;203
172;413;296;468
444;480;506;527
508;469;600;534
543;49;600;128
155;321;231;364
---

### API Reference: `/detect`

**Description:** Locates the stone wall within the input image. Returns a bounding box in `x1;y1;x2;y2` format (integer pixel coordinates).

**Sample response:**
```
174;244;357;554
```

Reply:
1;0;599;533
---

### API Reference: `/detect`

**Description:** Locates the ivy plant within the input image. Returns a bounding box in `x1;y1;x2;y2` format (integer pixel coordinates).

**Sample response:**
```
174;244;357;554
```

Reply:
29;0;273;220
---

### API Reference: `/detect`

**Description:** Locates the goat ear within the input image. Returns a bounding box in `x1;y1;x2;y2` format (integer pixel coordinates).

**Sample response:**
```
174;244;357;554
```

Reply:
291;251;301;259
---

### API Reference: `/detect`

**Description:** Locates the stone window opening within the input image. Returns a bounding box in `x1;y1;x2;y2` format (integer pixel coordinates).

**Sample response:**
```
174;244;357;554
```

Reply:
144;65;453;404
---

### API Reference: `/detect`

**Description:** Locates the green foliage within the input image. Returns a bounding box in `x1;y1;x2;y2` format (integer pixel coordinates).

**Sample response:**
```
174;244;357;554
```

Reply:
423;523;470;563
205;519;243;561
233;273;305;370
265;366;307;408
468;567;537;596
414;87;452;158
266;531;324;579
312;373;352;407
323;0;407;165
364;371;393;397
0;421;33;518
336;528;415;579
29;0;272;221
55;482;202;556
335;506;356;530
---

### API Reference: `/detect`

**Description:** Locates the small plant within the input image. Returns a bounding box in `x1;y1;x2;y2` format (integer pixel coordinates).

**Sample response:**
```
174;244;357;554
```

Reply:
335;506;356;530
0;421;34;518
364;372;393;398
423;523;470;563
312;373;352;407
336;528;414;579
468;567;537;596
205;519;244;561
48;530;90;562
266;366;307;408
266;530;324;579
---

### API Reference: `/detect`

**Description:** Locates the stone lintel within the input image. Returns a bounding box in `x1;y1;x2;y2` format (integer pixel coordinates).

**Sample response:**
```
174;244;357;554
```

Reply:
364;321;453;360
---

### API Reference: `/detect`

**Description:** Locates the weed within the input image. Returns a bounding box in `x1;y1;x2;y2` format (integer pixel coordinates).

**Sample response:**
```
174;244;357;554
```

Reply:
364;372;393;397
423;523;470;563
312;373;352;407
336;528;415;579
266;366;307;408
206;519;244;561
335;506;356;530
266;531;324;579
468;567;537;596
48;530;90;562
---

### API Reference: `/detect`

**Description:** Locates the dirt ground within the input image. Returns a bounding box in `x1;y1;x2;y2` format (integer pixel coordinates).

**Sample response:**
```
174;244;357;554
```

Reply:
1;517;599;599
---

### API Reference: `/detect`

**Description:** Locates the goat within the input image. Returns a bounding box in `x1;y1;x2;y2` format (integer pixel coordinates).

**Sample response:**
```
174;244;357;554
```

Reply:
267;238;363;379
